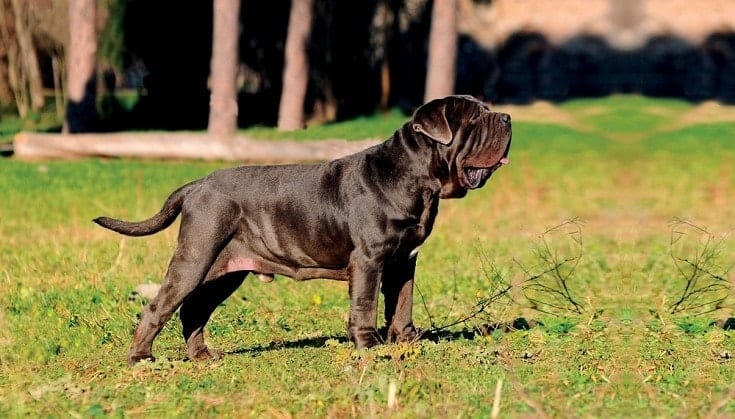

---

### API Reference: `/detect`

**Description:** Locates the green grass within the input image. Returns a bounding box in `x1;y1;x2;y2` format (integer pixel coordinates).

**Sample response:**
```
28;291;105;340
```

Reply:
0;104;63;142
2;95;735;417
561;95;692;134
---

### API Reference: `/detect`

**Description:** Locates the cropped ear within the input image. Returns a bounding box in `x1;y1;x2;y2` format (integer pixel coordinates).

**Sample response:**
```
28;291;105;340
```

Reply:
411;99;452;144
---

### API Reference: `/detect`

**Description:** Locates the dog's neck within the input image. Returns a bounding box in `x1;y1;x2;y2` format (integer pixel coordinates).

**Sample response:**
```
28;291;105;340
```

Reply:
350;125;440;201
386;123;466;199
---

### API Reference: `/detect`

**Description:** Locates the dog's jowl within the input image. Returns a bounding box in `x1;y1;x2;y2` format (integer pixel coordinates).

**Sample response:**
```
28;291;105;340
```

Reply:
95;95;512;366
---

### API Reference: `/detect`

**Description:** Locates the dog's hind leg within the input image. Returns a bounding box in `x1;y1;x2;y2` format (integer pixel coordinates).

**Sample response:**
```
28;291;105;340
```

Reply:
180;271;246;361
127;195;241;366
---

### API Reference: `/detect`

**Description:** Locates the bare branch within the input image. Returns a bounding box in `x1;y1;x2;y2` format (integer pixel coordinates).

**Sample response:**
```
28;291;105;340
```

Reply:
421;243;513;335
668;219;732;315
519;218;585;315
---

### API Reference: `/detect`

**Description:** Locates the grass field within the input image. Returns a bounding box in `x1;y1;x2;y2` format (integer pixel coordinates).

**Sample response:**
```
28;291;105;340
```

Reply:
1;95;734;417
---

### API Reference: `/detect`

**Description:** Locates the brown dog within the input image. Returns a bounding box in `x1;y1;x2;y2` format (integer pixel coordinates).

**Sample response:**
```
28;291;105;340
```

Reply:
95;95;511;366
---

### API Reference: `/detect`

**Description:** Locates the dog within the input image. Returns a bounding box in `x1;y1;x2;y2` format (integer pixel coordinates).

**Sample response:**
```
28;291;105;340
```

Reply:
94;95;512;366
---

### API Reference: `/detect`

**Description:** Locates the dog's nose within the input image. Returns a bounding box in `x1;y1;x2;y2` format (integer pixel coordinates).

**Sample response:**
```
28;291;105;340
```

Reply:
499;113;511;125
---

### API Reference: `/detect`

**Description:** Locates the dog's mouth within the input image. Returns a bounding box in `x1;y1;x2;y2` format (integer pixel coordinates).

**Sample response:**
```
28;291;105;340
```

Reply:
463;157;509;189
464;166;491;189
462;133;512;189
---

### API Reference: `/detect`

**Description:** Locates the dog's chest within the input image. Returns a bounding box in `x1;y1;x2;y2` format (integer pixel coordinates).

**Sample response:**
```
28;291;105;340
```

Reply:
393;193;439;257
399;225;429;259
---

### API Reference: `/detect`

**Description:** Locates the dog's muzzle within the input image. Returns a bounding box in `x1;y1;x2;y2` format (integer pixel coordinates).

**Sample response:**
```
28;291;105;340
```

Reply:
463;114;511;189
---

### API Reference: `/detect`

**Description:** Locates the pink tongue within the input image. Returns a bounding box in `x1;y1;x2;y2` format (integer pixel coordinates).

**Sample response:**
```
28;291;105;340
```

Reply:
500;157;510;165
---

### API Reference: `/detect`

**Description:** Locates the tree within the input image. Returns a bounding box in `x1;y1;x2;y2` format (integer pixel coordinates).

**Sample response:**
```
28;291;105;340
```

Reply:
0;39;13;108
277;0;313;131
424;0;457;102
0;0;45;116
65;0;98;133
208;0;241;138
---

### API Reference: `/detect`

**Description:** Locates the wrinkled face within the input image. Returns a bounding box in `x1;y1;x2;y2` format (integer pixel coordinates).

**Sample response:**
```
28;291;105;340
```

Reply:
411;95;512;198
455;106;512;190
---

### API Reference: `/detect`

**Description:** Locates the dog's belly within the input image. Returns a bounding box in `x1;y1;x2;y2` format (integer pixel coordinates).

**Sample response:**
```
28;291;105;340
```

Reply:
205;238;350;282
225;256;349;281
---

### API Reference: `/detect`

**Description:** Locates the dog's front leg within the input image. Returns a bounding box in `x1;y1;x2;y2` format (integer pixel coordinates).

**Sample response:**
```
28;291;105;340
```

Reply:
347;255;382;348
382;255;419;343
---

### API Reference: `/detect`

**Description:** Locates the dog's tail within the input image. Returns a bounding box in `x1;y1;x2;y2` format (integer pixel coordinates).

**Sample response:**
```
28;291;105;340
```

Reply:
93;182;196;237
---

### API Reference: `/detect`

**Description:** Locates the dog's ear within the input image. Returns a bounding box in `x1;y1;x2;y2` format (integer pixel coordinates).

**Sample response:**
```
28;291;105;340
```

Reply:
412;99;452;145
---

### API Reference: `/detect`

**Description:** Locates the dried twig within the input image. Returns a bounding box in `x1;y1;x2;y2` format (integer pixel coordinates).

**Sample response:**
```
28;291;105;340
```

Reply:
418;243;513;336
418;220;586;335
519;218;585;315
668;219;732;315
491;378;503;419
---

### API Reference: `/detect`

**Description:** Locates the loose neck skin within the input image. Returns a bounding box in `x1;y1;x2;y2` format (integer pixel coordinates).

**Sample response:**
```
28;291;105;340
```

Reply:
373;123;449;189
391;123;470;199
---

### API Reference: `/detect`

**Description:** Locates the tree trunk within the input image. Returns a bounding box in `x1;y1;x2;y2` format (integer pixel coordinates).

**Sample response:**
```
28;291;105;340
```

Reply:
10;0;44;111
277;0;313;131
14;131;379;162
65;0;98;133
424;0;457;103
0;0;46;115
52;55;65;120
0;0;27;116
0;27;15;108
208;0;241;139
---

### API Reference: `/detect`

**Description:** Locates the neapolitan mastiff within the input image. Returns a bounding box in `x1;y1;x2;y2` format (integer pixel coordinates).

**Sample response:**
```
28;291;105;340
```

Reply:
95;95;512;366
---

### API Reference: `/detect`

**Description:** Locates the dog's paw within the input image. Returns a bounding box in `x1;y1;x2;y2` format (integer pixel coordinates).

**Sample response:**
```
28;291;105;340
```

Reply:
188;347;224;362
387;324;419;343
350;328;382;349
128;353;156;367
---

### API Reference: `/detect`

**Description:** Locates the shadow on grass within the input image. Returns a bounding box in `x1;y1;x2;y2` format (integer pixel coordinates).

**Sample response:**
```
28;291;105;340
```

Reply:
228;334;349;355
227;317;538;355
422;317;537;342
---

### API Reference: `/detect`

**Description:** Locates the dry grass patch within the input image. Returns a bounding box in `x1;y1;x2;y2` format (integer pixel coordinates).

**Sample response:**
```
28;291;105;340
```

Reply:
673;101;735;128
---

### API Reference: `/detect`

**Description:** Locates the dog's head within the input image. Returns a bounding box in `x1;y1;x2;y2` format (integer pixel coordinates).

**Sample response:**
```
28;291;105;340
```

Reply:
411;95;512;198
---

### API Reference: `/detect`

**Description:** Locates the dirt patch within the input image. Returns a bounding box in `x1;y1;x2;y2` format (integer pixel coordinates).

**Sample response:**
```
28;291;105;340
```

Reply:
672;101;735;129
495;101;591;131
576;106;608;117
